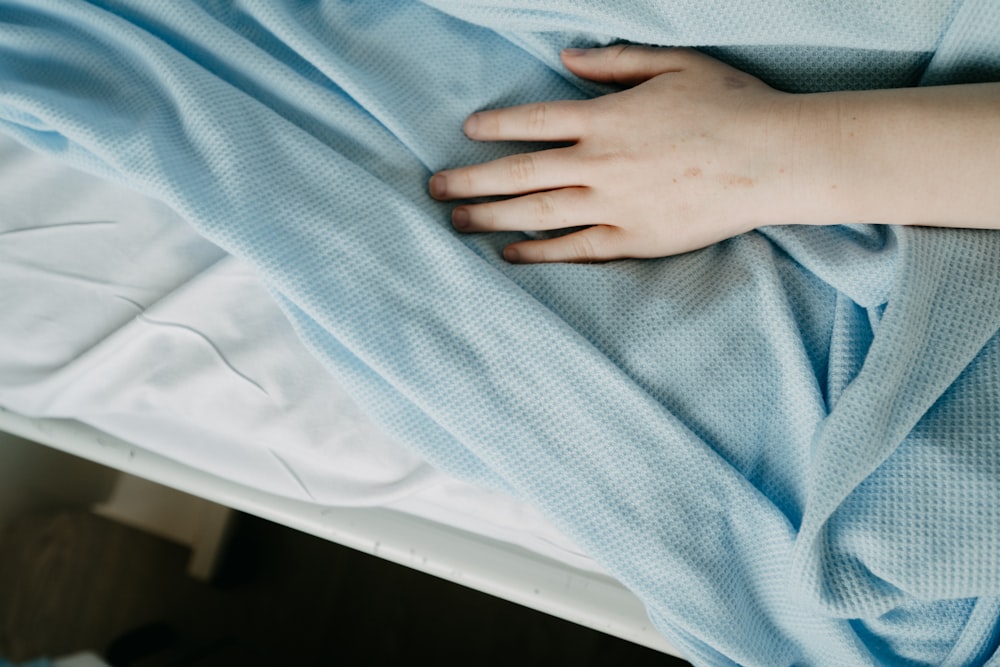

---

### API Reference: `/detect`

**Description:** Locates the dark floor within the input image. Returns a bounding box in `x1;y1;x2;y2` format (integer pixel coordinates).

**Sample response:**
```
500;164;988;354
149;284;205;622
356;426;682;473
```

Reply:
0;509;691;666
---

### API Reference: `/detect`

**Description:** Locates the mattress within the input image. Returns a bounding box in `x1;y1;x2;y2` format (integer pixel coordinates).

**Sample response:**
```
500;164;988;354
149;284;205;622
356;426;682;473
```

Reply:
0;130;678;655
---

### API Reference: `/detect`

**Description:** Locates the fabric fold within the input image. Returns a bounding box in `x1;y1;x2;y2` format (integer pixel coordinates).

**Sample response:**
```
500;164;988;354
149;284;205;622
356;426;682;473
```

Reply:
1;1;998;664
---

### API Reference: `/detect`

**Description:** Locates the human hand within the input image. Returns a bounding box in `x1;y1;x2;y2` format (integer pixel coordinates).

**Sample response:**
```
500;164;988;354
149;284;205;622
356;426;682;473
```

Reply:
430;45;806;263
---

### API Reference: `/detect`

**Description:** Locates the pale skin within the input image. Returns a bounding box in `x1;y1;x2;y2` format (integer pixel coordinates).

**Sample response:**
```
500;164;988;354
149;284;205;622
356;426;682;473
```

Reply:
428;45;1000;263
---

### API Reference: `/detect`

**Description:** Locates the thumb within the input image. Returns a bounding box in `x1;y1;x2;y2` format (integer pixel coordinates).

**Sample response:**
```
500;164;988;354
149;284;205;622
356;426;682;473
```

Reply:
561;44;691;86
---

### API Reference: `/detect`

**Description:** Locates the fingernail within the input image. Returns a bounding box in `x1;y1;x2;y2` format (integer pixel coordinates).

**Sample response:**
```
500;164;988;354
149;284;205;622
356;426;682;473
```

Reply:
464;113;479;136
562;48;588;57
430;173;447;198
503;246;520;263
452;207;470;230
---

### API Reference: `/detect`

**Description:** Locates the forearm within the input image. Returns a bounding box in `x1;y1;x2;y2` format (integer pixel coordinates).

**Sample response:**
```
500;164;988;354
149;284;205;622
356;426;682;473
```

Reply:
794;82;1000;229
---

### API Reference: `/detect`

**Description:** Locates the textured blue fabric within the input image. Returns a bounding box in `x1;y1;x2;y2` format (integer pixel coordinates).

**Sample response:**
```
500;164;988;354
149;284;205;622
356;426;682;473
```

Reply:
1;1;999;664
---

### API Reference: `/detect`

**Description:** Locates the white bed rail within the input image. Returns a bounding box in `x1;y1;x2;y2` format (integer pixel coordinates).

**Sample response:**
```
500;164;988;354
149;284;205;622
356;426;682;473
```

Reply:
0;405;681;657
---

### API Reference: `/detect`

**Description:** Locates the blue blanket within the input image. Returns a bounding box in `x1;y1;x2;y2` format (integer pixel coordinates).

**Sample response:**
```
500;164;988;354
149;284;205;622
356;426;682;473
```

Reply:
1;1;999;664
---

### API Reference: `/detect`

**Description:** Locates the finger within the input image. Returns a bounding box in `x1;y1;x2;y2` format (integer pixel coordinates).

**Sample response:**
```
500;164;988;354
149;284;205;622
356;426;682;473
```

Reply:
561;44;694;86
503;225;629;264
464;99;589;142
430;146;576;200
452;187;595;233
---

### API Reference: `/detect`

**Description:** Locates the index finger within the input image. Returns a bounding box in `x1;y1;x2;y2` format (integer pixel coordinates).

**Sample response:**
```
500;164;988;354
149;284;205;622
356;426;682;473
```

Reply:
465;99;589;142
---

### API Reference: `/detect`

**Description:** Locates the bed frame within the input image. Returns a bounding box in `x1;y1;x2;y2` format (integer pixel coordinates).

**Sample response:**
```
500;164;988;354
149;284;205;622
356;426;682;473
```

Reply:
0;405;680;657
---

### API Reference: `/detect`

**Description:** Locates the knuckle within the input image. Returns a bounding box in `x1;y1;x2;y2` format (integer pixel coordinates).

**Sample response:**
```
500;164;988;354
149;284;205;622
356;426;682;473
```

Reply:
527;103;548;134
569;232;599;261
586;147;628;166
461;168;476;194
608;43;632;61
601;43;633;77
482;203;497;228
534;194;556;223
579;145;631;179
507;153;537;183
613;43;645;66
480;112;501;137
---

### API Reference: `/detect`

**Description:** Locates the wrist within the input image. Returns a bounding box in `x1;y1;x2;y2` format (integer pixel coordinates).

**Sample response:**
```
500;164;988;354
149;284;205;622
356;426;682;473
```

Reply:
741;92;850;230
778;83;1000;230
771;92;854;228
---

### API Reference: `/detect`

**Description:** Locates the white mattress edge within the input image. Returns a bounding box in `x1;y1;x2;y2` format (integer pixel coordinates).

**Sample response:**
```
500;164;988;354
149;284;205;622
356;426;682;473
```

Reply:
0;405;681;657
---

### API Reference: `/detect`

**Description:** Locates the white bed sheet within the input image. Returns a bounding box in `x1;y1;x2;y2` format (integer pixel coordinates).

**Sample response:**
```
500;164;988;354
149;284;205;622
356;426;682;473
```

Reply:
0;132;601;576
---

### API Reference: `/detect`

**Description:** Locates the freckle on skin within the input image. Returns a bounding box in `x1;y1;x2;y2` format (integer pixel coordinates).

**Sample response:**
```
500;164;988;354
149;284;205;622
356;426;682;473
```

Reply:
684;167;702;178
672;178;678;183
